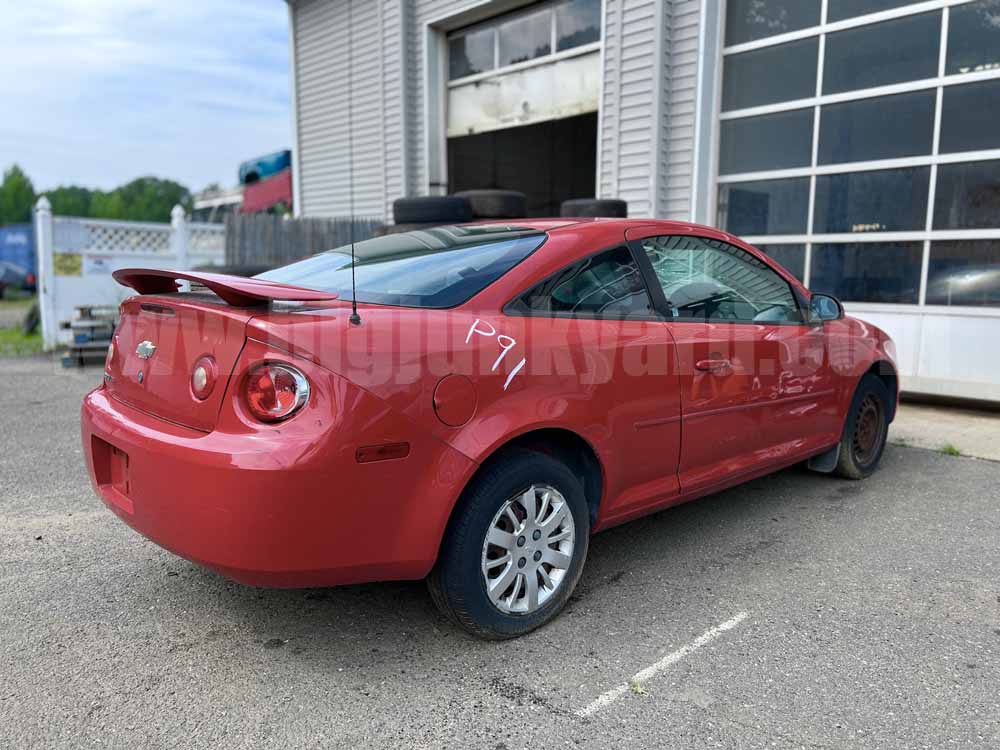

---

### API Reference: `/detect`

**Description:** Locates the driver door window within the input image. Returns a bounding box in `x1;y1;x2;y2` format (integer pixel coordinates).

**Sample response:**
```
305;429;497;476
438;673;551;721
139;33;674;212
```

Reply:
640;235;802;323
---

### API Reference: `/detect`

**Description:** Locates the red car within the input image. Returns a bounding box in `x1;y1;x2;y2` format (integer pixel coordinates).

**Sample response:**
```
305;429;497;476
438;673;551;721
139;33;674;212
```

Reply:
81;219;897;639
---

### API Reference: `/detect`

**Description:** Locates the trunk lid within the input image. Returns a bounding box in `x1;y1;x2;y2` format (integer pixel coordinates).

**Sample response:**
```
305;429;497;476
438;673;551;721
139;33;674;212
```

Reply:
105;269;340;431
106;295;253;432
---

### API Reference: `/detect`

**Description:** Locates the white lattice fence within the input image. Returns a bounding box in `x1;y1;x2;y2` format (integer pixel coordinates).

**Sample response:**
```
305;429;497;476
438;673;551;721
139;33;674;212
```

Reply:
36;200;226;348
188;222;226;257
53;217;173;255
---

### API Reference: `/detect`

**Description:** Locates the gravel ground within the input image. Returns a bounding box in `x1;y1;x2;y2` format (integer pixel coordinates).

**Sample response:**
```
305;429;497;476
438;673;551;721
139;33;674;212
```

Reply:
1;357;998;749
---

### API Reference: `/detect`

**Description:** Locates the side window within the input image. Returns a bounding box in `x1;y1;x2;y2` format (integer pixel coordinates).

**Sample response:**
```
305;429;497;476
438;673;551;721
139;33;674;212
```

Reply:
506;246;654;318
641;235;803;323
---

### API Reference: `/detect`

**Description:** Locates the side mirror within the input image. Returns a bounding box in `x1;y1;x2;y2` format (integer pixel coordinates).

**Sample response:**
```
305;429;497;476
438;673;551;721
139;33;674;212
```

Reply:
810;293;844;322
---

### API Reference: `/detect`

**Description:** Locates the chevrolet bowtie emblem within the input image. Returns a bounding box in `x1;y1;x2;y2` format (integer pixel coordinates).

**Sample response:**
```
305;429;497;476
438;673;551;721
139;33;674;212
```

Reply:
136;340;157;360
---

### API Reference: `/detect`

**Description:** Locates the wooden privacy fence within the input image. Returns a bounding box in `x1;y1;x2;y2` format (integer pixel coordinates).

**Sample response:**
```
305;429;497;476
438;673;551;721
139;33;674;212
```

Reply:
225;214;384;267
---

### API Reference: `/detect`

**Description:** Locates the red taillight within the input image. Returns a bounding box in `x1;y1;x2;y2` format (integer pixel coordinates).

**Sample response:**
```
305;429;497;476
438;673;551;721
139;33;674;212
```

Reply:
244;363;310;422
191;355;218;400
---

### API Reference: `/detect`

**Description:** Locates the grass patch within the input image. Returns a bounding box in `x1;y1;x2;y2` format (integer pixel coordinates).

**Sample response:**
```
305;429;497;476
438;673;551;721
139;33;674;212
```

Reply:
0;291;36;309
940;443;962;457
0;326;43;357
628;679;647;696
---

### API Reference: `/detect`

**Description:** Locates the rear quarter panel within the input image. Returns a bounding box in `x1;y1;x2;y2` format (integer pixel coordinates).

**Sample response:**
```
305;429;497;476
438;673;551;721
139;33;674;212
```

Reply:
248;304;682;527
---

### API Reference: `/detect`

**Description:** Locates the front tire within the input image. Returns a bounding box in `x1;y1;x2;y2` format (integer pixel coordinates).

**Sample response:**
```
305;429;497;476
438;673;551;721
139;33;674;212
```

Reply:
834;373;891;479
428;450;590;639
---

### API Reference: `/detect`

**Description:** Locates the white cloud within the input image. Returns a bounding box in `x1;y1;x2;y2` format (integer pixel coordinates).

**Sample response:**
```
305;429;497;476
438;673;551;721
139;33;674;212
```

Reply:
0;0;291;192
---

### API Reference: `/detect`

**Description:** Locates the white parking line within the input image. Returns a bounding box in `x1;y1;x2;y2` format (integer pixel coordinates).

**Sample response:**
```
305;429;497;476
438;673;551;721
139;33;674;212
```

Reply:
575;611;749;718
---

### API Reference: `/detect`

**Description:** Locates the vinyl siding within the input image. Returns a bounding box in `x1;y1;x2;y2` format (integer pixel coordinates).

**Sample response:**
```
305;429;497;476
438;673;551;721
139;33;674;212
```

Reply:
598;0;702;219
291;0;707;221
405;0;469;197
292;0;405;220
598;0;661;217
662;0;701;220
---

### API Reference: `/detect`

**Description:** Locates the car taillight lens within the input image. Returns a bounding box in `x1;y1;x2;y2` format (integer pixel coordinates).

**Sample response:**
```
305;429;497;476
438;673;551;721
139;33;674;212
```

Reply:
244;363;310;422
191;355;218;400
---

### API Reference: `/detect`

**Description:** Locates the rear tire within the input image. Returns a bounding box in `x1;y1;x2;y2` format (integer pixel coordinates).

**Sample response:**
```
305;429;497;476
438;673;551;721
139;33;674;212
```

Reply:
834;373;890;479
428;450;590;639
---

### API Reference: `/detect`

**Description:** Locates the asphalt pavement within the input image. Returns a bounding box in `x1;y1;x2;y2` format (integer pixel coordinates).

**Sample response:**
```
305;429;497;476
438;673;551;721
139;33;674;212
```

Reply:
1;357;998;749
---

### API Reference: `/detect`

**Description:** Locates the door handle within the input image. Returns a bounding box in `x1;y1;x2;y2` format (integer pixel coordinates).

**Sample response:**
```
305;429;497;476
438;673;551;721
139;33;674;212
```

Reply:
695;358;732;373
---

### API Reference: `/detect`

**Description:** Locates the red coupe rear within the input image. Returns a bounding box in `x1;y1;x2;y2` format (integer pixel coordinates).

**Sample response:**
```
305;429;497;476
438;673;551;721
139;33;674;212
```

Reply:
81;219;898;638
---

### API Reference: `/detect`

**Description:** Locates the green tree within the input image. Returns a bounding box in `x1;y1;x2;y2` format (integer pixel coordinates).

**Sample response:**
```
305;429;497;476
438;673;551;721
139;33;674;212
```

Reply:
89;190;125;219
0;164;36;225
46;185;93;218
43;176;193;223
114;177;192;222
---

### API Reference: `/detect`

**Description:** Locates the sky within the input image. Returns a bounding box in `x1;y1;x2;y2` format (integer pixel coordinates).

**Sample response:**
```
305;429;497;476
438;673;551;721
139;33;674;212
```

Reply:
0;0;291;194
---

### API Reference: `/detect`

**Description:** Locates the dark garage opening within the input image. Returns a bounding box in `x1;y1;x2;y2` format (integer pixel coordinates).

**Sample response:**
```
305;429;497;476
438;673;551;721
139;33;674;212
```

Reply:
447;112;598;217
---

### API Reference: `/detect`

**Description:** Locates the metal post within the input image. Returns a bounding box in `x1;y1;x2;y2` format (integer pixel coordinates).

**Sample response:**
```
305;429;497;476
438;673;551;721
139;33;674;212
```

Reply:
171;204;188;270
34;196;57;350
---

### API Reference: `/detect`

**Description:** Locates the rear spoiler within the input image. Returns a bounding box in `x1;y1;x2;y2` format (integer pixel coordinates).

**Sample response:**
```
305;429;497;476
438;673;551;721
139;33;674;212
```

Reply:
112;268;338;307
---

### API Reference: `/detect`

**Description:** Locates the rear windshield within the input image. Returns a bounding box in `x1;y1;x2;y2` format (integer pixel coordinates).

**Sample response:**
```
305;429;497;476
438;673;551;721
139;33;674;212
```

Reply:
256;225;547;309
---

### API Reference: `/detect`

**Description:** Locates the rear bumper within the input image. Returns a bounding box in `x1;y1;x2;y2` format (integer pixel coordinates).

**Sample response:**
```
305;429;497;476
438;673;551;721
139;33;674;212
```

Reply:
81;385;475;587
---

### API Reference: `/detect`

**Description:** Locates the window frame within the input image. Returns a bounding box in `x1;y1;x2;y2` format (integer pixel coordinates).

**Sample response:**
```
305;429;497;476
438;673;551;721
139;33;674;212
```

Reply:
503;243;667;322
628;235;812;326
713;0;1000;311
446;0;602;87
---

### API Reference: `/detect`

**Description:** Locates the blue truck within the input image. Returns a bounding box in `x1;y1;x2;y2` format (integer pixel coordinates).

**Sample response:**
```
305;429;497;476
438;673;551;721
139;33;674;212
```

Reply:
0;223;36;291
238;150;292;185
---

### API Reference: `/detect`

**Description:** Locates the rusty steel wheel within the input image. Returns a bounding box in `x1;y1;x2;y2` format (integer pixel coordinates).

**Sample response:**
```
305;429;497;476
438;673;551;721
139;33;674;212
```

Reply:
835;373;891;480
852;393;884;465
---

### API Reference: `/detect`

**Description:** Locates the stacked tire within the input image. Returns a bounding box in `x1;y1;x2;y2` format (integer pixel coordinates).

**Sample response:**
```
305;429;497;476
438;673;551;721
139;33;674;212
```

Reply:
383;192;628;234
452;190;526;220
383;190;529;235
560;198;628;218
376;196;472;236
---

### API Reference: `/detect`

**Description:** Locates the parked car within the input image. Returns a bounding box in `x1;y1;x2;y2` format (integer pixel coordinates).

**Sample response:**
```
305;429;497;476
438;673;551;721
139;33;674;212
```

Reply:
0;261;34;295
81;219;898;639
238;149;291;185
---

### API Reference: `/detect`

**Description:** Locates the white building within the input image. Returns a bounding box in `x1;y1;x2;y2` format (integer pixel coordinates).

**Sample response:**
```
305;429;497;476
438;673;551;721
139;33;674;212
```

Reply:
285;0;1000;402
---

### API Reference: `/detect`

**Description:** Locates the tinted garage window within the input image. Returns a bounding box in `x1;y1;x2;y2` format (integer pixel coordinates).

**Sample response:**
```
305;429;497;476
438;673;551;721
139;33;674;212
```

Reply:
810;243;923;303
818;91;936;165
719;109;814;174
718;178;811;236
725;0;821;45
717;0;1000;307
813;167;930;233
722;38;818;111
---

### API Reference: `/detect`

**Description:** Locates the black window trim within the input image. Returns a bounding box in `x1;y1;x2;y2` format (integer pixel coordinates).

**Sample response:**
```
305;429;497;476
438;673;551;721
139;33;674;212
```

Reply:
503;242;667;322
627;234;812;326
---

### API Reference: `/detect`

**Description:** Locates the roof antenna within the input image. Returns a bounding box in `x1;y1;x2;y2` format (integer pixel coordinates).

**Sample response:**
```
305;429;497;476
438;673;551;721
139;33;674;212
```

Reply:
348;243;360;325
347;0;361;326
